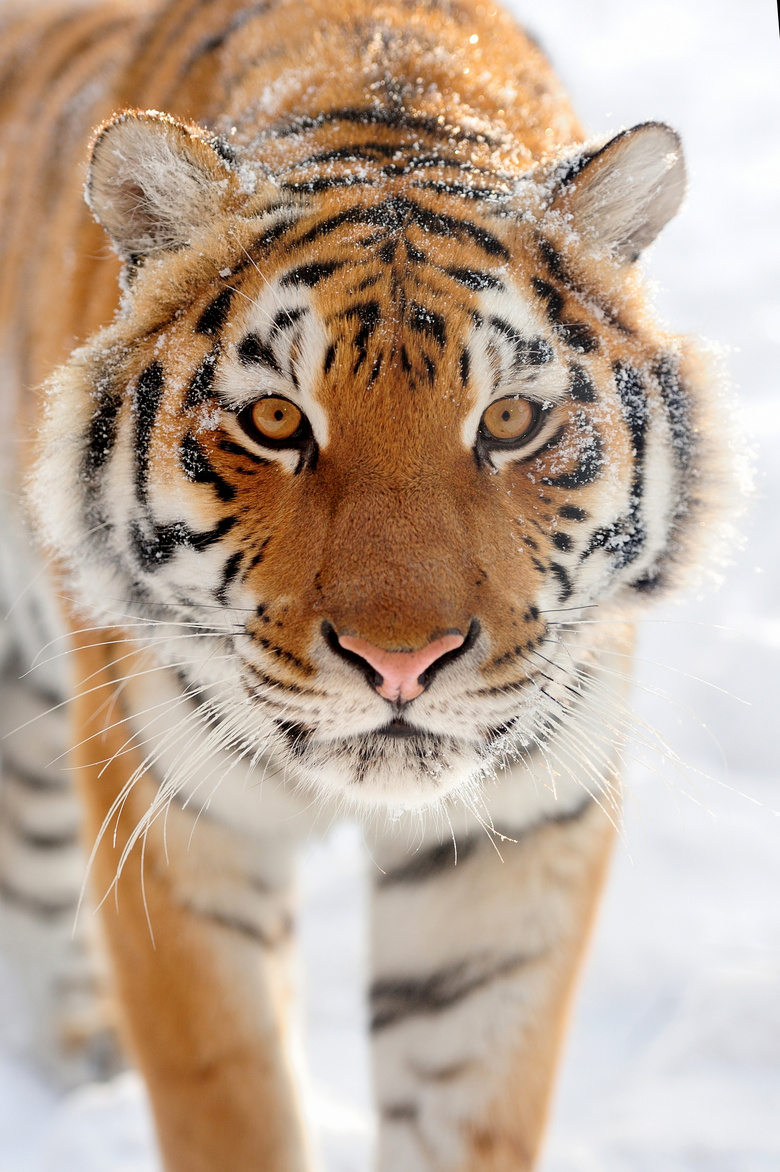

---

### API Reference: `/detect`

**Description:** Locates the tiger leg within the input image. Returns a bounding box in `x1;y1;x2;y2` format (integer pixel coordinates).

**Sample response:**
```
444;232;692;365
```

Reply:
369;796;615;1172
0;655;122;1084
71;632;311;1172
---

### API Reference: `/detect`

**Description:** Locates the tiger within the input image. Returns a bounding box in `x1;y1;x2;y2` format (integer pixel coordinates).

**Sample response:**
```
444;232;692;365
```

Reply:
0;0;734;1168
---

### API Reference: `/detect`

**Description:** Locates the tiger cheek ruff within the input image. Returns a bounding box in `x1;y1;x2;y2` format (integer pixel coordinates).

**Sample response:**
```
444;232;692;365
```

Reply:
0;1;734;1168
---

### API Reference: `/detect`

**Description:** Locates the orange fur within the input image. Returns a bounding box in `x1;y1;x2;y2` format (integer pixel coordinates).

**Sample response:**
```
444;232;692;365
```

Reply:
0;1;730;1167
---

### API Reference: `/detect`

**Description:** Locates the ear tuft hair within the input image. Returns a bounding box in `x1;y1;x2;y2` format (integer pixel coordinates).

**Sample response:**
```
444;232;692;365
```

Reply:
86;110;239;259
550;122;686;262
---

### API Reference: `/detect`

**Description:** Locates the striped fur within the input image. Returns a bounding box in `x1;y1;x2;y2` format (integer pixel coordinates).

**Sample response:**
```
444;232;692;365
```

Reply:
0;0;734;1166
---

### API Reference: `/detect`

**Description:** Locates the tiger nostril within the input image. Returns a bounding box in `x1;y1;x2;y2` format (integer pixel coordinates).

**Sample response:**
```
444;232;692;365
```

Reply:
322;620;480;703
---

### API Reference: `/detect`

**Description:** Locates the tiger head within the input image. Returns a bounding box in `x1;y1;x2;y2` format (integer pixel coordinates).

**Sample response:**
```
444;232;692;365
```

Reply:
32;111;724;811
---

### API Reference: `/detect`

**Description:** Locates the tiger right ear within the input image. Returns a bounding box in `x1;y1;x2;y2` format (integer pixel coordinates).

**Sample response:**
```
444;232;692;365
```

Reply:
547;122;687;262
86;110;240;260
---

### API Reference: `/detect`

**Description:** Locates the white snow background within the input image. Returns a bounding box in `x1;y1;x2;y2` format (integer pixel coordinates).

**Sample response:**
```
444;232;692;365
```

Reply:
0;0;778;1169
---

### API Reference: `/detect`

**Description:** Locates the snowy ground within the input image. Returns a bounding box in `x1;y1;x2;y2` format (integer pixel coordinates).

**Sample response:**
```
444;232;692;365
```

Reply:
1;0;778;1169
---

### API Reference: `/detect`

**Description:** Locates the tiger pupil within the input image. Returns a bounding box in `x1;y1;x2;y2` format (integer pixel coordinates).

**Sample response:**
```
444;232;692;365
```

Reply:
501;410;511;421
274;410;284;421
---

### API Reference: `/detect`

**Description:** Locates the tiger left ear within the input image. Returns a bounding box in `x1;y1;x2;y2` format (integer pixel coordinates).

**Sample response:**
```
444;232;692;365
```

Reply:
548;122;686;262
86;110;240;260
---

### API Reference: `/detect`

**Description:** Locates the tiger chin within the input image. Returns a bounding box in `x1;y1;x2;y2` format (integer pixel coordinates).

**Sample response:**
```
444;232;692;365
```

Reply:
0;0;737;1167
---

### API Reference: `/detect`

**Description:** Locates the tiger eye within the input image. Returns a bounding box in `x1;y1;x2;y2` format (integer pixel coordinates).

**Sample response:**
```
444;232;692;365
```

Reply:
482;396;536;441
250;397;302;441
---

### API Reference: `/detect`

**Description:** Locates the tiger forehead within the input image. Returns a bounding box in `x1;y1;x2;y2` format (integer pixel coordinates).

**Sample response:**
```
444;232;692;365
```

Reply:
225;252;561;414
217;218;556;350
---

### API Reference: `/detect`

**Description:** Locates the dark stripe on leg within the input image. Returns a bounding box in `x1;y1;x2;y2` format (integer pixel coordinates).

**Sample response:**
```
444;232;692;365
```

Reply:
371;952;540;1031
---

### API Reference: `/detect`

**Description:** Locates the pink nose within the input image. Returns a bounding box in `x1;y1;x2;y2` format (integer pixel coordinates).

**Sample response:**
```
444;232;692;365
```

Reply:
335;632;466;703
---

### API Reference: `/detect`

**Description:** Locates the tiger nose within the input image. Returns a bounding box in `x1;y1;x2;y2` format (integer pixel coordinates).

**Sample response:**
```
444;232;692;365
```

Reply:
334;631;467;702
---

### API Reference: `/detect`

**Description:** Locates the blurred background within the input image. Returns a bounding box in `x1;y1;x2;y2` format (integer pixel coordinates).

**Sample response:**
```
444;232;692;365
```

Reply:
0;0;778;1168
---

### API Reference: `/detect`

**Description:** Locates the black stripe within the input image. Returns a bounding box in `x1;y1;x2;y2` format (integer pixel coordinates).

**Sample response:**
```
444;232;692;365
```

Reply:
378;838;479;887
401;153;509;178
445;266;503;292
0;814;79;852
529;424;567;461
568;364;597;403
537;239;568;282
248;537;271;569
179;434;236;501
323;342;338;374
2;759;70;795
629;570;666;594
614;362;649;454
339;300;381;337
459;347;470;385
532;278;599;352
83;375;122;483
370;952;537;1031
489;316;553;367
280;260;344;288
408;302;446;347
537;236;634;335
582;364;648;567
180;1;275;78
378;239;397;263
409;200;509;258
282;144;503;176
531;276;564;320
292;202;393;248
0;875;75;920
237;333;282;373
133;361;165;502
216;550;244;603
405;240;425;265
272;306;306;332
130;515;236;572
290;195;510;260
559;505;587;521
339;300;380;371
276;719;311;756
185;347;220;408
254;636;312;673
412;179;510;202
382;1104;418;1122
377;797;594;892
184;902;290;949
217;438;271;465
555;319;599;353
542;411;603;489
282;174;376;194
248;213;301;256
285;143;399;169
266;105;501;148
549;561;573;601
552;532;572;551
195;288;234;336
654;355;694;469
366;352;383;388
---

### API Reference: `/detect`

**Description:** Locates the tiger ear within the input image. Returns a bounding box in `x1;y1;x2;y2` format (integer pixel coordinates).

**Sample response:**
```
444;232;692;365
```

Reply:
86;110;240;260
548;122;686;262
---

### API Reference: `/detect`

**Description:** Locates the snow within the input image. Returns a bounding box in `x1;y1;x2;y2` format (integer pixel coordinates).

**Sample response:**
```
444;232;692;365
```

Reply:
1;0;778;1167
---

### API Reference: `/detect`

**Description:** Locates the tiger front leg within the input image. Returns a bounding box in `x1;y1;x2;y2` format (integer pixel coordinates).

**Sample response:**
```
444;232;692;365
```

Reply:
71;630;312;1172
369;797;615;1171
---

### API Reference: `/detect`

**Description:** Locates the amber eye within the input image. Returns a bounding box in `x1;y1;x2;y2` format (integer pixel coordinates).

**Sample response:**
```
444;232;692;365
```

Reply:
250;397;303;441
481;396;537;442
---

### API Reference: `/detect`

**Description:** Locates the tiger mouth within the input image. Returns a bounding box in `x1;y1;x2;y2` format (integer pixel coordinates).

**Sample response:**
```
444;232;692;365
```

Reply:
376;718;427;739
277;716;518;754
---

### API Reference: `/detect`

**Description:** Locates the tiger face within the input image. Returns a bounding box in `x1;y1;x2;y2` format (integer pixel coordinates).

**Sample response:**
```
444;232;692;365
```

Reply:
33;112;711;810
